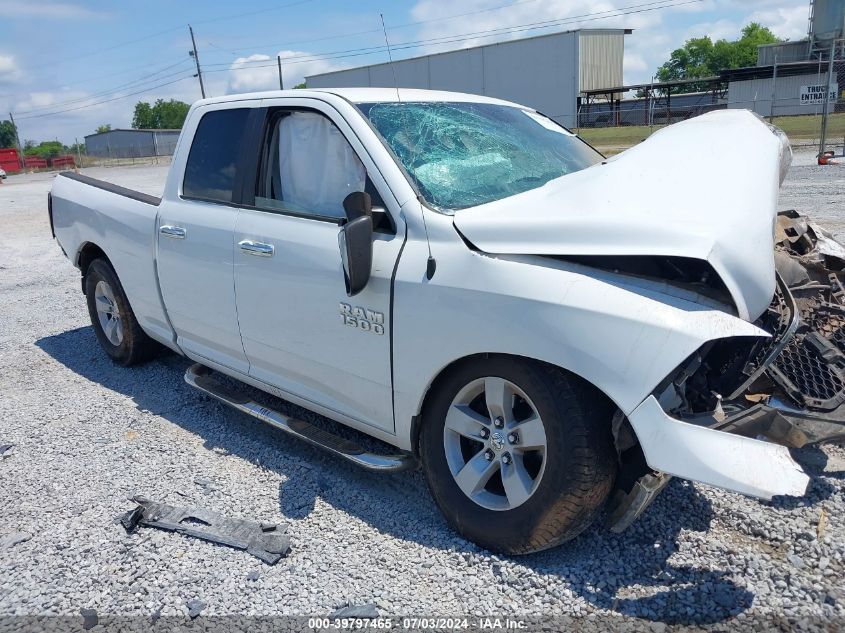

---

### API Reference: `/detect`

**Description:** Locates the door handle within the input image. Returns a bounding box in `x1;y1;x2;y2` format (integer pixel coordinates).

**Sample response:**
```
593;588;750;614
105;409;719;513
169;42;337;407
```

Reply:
160;225;186;239
239;240;275;257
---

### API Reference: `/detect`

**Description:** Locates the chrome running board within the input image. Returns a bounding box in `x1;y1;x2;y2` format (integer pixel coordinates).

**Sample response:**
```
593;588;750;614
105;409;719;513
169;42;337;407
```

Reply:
184;363;416;473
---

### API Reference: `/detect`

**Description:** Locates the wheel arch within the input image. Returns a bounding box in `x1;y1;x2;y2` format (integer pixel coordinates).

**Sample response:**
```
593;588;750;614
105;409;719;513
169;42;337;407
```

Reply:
76;242;112;293
409;352;620;457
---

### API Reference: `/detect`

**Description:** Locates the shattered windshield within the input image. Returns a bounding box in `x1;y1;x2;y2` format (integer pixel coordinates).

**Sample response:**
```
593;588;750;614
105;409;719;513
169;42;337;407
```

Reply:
357;101;602;212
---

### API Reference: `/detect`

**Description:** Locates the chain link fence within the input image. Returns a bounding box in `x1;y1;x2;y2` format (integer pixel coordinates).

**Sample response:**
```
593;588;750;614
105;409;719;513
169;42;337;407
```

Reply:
576;40;845;156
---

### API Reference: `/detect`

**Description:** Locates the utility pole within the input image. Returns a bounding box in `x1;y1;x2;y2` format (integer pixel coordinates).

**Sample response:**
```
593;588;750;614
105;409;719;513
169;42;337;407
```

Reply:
8;111;23;169
277;55;284;90
74;137;82;168
769;54;778;122
818;40;835;158
188;25;206;99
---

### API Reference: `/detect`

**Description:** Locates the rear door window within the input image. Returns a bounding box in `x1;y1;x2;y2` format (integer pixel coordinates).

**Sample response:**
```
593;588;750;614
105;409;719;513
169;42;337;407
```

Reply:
182;108;250;203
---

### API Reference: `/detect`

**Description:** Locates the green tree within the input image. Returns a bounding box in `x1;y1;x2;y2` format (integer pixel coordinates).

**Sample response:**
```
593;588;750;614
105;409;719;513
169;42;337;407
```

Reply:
95;124;112;134
294;82;306;89
132;101;155;128
23;140;65;159
131;99;190;129
654;23;782;93
0;120;17;148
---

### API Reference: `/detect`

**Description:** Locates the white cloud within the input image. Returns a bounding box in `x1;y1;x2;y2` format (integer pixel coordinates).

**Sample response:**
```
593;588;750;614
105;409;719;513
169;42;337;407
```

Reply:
0;54;21;84
687;18;743;41
226;51;346;93
623;52;648;74
746;5;809;41
0;1;106;19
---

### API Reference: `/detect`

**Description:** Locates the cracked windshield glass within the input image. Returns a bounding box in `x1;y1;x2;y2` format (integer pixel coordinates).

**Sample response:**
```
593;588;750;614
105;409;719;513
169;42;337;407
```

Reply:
358;101;603;212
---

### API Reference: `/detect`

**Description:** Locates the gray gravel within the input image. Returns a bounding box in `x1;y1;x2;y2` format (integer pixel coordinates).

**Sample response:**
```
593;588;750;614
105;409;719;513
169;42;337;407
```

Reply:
0;153;844;628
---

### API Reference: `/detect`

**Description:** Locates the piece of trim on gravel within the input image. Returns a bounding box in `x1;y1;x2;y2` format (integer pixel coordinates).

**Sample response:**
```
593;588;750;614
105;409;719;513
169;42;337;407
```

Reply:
119;495;291;564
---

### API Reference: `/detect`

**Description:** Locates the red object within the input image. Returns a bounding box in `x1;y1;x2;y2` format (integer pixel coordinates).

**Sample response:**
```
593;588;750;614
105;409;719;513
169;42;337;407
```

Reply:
51;155;76;169
0;147;20;174
23;156;48;169
818;151;837;166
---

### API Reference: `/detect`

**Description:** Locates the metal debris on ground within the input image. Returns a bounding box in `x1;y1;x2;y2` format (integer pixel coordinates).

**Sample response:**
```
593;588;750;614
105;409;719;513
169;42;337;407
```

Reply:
0;444;14;458
330;603;380;618
120;496;291;564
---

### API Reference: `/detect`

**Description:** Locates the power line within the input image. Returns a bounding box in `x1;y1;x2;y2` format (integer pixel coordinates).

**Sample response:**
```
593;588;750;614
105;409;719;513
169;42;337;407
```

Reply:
191;0;317;26
14;0;319;74
204;0;545;55
47;56;192;91
14;59;194;116
203;0;684;63
15;75;194;120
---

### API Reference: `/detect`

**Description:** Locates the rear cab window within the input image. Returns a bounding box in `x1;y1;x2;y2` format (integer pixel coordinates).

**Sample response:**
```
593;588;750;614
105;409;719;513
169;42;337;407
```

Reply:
182;108;251;203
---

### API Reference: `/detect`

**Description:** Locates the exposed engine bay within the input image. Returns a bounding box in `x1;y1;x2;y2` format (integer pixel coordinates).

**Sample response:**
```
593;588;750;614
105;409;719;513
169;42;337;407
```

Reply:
608;211;845;531
664;210;845;448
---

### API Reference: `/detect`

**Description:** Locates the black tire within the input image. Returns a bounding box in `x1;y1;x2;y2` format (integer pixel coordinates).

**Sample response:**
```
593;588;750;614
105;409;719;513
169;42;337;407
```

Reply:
84;258;158;366
419;356;617;555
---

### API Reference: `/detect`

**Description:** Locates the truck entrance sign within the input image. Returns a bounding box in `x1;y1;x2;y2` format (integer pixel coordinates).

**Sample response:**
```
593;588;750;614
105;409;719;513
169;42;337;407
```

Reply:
800;83;838;105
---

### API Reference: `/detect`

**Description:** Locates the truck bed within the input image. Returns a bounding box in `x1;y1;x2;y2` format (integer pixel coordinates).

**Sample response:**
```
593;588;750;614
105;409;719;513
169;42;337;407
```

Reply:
49;171;175;349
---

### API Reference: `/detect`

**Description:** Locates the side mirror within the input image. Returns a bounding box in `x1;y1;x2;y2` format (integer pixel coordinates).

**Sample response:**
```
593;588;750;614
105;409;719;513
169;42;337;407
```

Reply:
339;192;374;296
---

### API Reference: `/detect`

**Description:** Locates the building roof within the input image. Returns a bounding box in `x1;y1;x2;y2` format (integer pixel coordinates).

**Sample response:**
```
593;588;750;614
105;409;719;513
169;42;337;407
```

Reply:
84;128;181;139
719;61;830;82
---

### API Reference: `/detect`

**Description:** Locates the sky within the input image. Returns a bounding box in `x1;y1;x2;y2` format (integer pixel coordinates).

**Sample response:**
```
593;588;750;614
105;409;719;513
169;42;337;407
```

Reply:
0;0;811;145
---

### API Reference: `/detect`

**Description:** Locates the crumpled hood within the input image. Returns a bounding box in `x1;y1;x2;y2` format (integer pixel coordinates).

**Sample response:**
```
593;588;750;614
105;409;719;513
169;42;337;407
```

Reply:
453;110;790;321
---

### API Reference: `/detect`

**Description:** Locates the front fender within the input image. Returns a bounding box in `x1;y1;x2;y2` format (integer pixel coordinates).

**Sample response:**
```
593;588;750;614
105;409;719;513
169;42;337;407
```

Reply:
391;245;767;450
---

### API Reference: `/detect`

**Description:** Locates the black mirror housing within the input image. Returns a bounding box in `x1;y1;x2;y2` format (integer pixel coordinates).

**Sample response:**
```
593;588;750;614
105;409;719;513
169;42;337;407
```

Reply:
339;192;374;296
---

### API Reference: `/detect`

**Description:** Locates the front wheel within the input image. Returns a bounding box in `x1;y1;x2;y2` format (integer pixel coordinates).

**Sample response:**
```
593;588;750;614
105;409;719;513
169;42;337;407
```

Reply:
419;356;616;554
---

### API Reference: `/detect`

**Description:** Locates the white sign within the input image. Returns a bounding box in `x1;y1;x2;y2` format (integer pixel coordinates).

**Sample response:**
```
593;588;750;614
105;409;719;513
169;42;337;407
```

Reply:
800;83;838;106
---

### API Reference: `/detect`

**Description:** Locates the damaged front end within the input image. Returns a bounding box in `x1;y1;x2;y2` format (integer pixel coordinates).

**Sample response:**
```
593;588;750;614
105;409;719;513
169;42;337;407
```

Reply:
610;212;845;530
669;210;845;448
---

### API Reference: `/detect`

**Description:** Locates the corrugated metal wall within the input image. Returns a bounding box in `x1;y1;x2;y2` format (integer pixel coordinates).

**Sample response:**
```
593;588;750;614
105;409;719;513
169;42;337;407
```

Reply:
84;129;181;158
307;30;624;128
757;41;811;66
579;30;624;92
728;72;833;116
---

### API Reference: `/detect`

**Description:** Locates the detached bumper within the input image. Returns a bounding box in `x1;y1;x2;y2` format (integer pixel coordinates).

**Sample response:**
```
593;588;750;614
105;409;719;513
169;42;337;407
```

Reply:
627;396;810;499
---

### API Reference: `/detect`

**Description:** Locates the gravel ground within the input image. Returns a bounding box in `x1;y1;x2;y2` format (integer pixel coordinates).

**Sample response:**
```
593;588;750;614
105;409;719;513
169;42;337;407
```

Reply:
0;152;844;630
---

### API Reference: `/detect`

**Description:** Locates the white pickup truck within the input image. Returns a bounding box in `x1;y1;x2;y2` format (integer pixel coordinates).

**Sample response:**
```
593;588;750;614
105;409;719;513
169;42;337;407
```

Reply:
50;88;845;554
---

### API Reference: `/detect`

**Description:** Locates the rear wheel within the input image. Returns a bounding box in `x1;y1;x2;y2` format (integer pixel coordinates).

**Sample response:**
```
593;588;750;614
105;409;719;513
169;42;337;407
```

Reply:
84;259;158;366
420;356;616;554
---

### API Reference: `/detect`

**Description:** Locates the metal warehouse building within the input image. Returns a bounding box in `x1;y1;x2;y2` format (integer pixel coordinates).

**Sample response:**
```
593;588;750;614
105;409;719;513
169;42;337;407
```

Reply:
306;29;628;128
84;128;181;159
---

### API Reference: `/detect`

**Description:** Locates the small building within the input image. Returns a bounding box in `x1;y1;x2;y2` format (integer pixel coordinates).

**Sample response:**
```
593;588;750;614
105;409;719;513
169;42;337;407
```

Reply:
306;29;630;128
84;128;181;159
